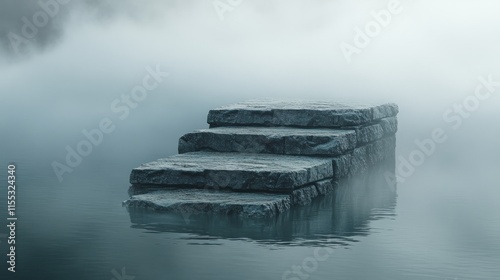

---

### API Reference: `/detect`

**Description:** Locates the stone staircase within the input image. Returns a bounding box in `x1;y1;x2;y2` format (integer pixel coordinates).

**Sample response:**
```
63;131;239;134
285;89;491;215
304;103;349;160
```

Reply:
124;100;398;218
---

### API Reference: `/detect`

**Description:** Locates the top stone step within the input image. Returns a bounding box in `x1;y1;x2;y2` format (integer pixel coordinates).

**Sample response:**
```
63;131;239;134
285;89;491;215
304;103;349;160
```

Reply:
208;100;398;128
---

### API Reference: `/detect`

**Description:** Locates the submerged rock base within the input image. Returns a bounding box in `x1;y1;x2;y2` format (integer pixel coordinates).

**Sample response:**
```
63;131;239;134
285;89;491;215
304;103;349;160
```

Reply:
124;100;398;218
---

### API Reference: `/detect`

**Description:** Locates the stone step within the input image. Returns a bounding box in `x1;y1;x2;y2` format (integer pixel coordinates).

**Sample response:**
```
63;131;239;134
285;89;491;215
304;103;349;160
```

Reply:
352;117;398;145
124;178;337;219
123;188;293;219
178;127;357;156
207;100;398;128
332;136;396;178
130;152;334;192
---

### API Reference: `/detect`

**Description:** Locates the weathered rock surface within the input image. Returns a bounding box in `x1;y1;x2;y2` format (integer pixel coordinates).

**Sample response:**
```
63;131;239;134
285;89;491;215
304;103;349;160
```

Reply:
372;104;399;120
123;188;292;218
332;136;396;178
332;154;352;179
348;118;397;147
314;179;337;196
379;117;398;136
130;152;334;191
208;100;398;128
353;123;384;145
124;177;338;218
179;127;357;156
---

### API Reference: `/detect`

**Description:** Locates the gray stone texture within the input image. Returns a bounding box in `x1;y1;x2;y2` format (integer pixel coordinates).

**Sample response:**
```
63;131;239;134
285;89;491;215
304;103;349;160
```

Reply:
124;177;339;218
315;179;336;196
208;100;398;128
332;136;397;178
379;117;398;136
179;127;357;156
123;188;292;218
130;152;334;191
353;123;384;146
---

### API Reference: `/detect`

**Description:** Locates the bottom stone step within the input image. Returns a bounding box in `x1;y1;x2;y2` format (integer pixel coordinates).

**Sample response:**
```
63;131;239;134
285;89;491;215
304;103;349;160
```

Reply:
123;188;292;219
123;178;336;219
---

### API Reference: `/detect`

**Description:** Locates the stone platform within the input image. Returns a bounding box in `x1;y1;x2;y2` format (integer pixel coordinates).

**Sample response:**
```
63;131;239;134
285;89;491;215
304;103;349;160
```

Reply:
129;152;334;191
124;100;398;218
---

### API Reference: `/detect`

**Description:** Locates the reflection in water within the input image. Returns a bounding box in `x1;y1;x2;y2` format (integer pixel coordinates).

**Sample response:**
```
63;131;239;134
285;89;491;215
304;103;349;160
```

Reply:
126;160;397;248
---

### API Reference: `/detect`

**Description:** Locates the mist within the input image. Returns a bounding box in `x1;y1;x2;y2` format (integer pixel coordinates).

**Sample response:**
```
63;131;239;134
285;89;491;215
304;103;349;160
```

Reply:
2;1;500;150
1;1;500;279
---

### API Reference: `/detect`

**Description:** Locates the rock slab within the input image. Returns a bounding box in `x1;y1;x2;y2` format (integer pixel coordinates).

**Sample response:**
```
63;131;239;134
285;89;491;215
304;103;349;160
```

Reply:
179;127;357;156
130;152;334;191
123;188;292;218
124;177;338;218
208;100;398;128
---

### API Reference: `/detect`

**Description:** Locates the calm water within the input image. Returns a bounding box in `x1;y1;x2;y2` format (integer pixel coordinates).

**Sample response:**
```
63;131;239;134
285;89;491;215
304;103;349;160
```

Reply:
1;121;500;280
